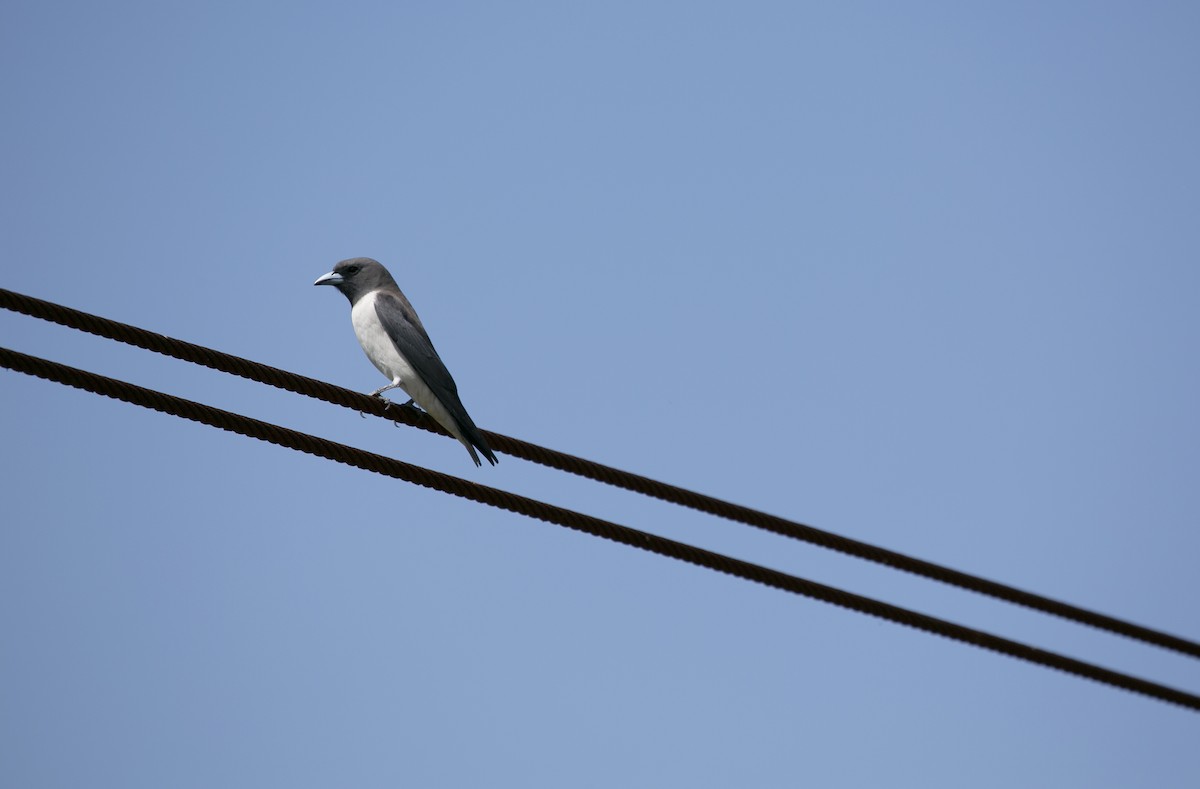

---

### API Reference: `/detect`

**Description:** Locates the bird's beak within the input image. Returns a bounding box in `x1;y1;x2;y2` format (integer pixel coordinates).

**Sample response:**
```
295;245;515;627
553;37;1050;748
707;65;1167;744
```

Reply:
313;271;344;287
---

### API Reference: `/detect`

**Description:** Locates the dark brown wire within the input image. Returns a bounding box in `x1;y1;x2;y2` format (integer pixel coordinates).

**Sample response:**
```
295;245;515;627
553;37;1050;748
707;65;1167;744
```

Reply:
3;345;1198;712
3;287;1198;661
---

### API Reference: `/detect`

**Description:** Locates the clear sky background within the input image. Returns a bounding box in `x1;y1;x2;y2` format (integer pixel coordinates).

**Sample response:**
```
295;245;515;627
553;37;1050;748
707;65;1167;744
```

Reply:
2;2;1198;786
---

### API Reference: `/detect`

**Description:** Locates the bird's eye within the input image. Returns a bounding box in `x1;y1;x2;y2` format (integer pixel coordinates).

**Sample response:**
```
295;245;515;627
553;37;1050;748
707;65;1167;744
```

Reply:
345;265;360;275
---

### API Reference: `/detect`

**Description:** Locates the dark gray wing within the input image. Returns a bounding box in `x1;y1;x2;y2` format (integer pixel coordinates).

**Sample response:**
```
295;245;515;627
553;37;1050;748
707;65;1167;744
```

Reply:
373;291;497;464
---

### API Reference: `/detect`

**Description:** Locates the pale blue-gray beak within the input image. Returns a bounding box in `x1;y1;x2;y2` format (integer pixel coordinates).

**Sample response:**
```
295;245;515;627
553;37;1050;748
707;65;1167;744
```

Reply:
313;271;344;286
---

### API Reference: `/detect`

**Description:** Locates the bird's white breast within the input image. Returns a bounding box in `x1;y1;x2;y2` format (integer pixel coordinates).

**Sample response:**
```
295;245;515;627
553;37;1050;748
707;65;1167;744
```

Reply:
351;291;417;392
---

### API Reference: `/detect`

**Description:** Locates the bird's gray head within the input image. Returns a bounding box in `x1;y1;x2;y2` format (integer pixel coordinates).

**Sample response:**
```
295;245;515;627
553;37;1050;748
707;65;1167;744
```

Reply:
313;257;399;304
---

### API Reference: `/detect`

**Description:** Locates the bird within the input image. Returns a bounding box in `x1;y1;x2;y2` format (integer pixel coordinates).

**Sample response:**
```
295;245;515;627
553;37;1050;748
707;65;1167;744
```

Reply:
314;257;498;467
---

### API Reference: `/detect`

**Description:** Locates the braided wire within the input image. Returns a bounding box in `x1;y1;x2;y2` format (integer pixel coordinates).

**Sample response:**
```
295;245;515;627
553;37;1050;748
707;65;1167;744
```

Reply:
3;287;1198;660
3;345;1198;712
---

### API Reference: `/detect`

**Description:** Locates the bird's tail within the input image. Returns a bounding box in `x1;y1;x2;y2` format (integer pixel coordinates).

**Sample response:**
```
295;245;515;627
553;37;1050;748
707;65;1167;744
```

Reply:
461;424;498;467
442;407;497;467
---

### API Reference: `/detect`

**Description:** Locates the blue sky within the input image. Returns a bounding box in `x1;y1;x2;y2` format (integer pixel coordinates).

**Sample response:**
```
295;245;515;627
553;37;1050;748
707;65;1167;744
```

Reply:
2;2;1198;786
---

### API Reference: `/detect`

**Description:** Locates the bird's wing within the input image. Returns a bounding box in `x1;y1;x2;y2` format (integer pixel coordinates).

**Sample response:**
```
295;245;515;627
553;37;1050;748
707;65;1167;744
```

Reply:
372;290;475;425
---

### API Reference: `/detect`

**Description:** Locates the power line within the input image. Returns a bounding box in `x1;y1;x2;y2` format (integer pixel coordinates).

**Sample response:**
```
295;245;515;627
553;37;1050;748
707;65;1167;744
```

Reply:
2;345;1199;713
4;287;1198;660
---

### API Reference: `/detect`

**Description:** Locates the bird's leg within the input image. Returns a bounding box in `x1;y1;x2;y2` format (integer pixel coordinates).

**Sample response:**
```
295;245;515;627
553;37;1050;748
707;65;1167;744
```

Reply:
366;381;421;423
361;381;406;419
369;381;403;398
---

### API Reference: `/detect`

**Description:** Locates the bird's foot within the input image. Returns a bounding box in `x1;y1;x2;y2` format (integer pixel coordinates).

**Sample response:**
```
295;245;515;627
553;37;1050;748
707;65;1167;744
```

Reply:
372;397;419;426
378;397;415;412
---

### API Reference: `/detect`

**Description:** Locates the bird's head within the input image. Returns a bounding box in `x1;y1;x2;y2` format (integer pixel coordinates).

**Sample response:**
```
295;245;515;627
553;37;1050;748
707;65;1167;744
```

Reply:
313;257;396;304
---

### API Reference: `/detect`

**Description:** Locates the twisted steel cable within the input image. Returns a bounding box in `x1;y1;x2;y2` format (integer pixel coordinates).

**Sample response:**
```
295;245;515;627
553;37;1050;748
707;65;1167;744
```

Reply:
3;287;1198;661
3;345;1198;712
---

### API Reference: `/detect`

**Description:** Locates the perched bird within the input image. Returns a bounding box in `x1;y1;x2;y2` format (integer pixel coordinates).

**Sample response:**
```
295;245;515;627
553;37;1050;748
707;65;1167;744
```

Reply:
314;257;498;467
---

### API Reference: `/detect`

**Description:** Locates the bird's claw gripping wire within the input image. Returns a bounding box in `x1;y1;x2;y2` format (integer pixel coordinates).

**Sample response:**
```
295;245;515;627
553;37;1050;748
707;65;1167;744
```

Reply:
358;394;419;420
366;395;418;426
380;396;416;411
